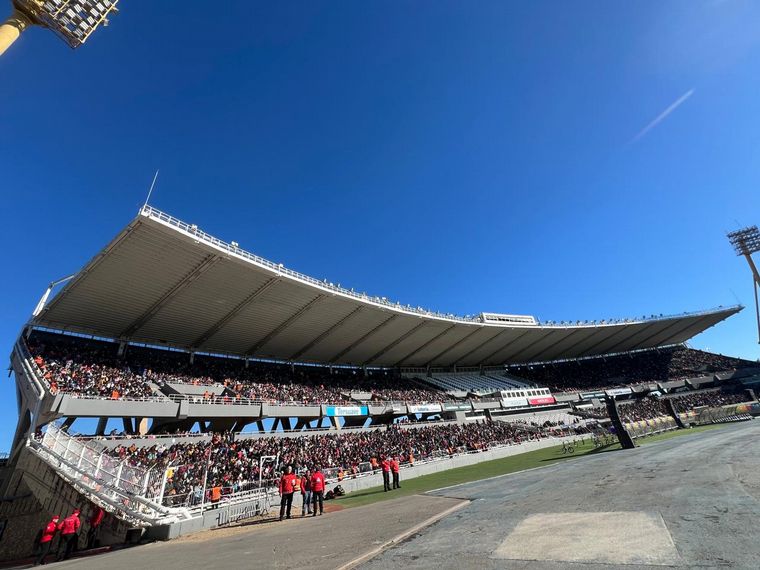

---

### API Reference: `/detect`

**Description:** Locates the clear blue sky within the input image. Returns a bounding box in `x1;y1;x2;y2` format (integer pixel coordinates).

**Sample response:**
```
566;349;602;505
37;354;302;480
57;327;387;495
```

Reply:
2;1;760;448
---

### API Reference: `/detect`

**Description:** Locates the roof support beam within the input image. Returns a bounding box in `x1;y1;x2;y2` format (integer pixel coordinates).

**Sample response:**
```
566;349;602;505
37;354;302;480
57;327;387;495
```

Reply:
550;328;609;361
288;305;366;361
363;321;428;366
120;254;220;338
520;328;582;363
477;329;532;365
394;324;457;366
424;326;483;367
245;294;327;355
452;328;508;366
192;277;279;348
573;325;635;359
607;316;709;355
507;329;567;364
329;315;399;363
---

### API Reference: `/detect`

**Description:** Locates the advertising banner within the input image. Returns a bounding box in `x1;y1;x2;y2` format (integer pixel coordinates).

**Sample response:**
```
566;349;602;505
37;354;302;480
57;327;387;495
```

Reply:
528;396;556;406
408;404;443;414
605;387;632;397
442;402;472;411
325;405;368;417
391;403;406;414
580;392;606;400
501;397;529;408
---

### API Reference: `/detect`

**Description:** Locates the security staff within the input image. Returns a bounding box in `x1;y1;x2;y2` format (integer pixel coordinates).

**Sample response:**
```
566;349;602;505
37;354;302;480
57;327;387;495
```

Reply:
391;456;401;489
381;456;391;492
310;468;325;516
278;466;296;521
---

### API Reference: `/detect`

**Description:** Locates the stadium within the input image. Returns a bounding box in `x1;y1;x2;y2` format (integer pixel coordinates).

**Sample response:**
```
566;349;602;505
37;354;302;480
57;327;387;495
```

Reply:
2;204;760;568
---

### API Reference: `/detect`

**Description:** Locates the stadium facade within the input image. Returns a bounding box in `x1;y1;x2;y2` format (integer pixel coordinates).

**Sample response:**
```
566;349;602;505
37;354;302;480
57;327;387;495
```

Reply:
0;205;747;560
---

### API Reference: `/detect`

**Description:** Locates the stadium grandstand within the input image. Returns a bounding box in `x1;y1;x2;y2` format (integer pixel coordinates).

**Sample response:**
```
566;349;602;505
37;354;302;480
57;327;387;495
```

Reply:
1;205;757;561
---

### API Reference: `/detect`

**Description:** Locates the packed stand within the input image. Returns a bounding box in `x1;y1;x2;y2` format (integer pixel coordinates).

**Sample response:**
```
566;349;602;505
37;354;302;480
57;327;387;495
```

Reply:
618;397;671;423
507;346;755;393
109;421;561;506
669;390;750;413
28;335;156;399
26;331;445;404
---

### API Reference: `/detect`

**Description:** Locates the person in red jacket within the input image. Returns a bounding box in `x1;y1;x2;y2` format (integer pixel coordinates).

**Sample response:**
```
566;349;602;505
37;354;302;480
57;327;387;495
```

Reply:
33;515;59;566
87;505;105;549
391;457;401;489
278;466;296;521
310;468;325;516
56;509;81;561
381;456;391;492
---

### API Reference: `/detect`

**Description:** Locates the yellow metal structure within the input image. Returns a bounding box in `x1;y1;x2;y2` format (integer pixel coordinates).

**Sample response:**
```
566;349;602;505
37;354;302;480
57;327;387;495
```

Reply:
0;7;32;56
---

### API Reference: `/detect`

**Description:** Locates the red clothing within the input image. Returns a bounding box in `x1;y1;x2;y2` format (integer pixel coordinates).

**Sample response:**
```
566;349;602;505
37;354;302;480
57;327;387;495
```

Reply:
90;507;105;528
40;520;59;543
310;471;325;493
381;459;391;472
58;513;81;535
391;459;400;473
279;473;296;495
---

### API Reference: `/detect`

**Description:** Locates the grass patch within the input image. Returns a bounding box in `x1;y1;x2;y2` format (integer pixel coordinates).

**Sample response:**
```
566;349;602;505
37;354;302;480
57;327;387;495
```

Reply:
334;438;614;509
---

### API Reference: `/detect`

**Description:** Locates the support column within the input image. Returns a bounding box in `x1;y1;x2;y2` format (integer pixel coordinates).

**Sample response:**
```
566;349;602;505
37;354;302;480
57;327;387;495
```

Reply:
122;417;134;435
95;417;107;436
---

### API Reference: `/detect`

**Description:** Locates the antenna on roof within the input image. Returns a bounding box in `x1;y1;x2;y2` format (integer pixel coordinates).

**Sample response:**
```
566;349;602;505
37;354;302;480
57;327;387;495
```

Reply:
143;170;160;209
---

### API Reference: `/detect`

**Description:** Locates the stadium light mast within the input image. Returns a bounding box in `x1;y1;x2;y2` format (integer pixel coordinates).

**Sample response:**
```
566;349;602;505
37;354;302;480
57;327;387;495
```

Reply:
0;0;118;57
727;225;760;344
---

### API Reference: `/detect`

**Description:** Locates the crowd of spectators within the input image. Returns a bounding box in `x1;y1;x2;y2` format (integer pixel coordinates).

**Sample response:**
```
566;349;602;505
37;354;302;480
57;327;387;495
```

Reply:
109;421;556;505
669;390;750;413
29;336;155;399
508;346;755;393
618;397;670;423
26;332;445;404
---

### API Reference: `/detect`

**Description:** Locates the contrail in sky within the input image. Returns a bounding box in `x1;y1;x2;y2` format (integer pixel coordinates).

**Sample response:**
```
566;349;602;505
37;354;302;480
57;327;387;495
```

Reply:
630;88;695;143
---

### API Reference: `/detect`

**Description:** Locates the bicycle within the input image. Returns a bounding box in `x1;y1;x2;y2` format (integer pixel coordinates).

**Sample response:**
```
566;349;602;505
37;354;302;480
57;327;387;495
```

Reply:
561;441;575;454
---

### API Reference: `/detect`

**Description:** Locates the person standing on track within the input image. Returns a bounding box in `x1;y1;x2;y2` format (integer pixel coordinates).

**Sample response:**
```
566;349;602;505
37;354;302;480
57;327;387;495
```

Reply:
381;455;391;492
56;508;81;561
301;469;312;516
33;515;59;566
279;466;296;521
310;467;325;516
391;456;401;489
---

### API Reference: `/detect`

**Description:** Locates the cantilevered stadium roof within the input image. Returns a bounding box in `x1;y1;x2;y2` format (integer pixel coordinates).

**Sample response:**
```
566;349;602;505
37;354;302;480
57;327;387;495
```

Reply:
31;206;741;368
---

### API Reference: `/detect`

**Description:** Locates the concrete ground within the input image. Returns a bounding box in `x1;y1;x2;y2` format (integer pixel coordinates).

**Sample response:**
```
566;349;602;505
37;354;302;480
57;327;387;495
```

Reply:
31;421;760;569
41;494;465;570
364;420;760;569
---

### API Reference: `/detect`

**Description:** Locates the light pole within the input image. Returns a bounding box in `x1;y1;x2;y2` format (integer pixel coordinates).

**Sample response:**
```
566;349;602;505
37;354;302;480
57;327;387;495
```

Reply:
1;0;118;57
727;225;760;344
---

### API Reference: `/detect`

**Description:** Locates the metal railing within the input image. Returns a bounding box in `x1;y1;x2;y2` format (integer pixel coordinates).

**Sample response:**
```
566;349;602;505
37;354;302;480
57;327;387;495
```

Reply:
141;205;484;324
28;425;190;526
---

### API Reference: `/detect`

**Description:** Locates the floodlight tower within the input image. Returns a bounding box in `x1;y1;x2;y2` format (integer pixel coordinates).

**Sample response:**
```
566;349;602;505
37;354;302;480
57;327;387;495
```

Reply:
0;0;118;57
727;225;760;344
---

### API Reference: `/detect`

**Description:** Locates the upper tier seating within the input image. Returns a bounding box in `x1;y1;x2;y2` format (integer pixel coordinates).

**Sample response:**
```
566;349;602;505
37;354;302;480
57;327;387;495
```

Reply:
507;346;756;393
26;331;445;404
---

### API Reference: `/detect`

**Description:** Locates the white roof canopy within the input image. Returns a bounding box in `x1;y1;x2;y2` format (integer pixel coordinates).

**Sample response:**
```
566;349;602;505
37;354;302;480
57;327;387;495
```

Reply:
31;206;741;368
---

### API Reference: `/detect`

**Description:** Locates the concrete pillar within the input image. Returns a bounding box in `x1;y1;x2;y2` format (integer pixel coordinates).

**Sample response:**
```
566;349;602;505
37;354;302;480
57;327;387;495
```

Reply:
136;418;149;435
121;417;134;435
95;417;108;436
